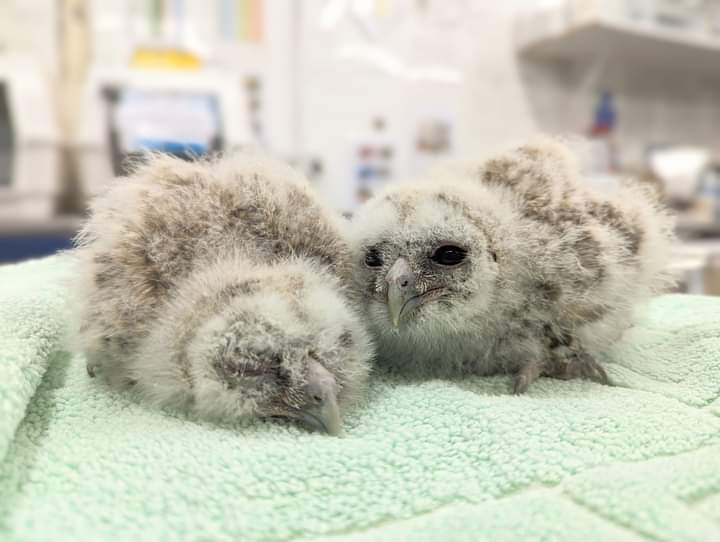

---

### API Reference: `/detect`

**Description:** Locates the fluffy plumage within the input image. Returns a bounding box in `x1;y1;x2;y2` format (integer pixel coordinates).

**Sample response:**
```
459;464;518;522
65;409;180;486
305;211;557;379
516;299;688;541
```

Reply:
72;153;372;433
348;138;674;392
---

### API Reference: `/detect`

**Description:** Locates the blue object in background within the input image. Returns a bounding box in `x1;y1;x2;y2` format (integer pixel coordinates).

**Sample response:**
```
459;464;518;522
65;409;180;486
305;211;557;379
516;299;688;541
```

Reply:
137;138;208;155
591;90;617;135
0;233;75;264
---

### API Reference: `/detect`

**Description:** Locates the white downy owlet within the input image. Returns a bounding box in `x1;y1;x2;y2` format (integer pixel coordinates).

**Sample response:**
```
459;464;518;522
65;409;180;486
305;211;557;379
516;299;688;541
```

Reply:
348;138;674;392
72;153;372;434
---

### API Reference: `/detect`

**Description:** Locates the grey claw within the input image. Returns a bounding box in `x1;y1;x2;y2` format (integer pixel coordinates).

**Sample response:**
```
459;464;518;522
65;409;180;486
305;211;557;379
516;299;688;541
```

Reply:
513;362;541;394
513;374;528;394
560;355;609;385
589;361;609;385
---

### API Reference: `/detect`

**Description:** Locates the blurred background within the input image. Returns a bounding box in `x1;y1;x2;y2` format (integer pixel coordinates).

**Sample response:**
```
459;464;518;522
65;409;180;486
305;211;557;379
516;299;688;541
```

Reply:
1;0;720;293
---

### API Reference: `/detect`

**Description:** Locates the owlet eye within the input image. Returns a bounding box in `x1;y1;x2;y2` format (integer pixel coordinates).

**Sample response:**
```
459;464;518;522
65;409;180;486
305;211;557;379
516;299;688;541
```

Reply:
364;248;384;268
431;245;467;266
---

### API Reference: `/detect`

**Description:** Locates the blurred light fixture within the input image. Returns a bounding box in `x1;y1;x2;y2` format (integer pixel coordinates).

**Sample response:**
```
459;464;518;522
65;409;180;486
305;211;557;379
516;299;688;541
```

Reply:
649;146;710;202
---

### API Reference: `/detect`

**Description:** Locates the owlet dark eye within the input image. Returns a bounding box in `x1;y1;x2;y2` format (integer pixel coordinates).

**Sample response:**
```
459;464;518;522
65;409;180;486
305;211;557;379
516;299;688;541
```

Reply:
364;248;383;268
431;245;467;266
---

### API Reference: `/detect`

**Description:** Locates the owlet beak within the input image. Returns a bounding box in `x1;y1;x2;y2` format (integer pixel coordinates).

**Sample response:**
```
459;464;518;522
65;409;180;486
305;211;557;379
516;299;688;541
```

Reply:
385;257;420;328
299;360;342;436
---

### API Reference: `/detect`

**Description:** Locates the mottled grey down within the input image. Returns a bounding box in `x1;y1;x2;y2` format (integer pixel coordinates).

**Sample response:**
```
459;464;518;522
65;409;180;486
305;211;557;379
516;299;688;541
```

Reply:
71;153;371;431
348;138;674;392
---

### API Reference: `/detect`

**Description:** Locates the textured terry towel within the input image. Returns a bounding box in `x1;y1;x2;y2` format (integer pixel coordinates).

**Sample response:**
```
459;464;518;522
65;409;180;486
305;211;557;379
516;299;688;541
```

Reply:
1;257;720;542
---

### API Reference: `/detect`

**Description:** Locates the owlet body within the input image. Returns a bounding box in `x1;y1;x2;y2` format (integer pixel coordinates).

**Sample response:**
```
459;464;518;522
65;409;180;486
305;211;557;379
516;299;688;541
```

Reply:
349;138;674;392
72;153;372;433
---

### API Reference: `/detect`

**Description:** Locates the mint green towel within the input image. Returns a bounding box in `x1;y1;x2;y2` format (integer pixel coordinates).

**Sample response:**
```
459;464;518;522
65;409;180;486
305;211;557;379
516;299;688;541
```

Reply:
1;256;719;542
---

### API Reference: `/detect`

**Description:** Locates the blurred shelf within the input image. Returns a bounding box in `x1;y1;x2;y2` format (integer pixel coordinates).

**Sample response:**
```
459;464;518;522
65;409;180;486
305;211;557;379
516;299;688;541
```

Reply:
0;215;82;236
671;238;720;294
516;10;720;77
676;219;720;239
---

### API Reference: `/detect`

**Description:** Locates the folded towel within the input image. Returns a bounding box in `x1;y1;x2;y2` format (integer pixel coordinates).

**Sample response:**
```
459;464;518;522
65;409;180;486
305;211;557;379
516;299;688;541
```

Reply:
0;256;719;542
0;256;72;463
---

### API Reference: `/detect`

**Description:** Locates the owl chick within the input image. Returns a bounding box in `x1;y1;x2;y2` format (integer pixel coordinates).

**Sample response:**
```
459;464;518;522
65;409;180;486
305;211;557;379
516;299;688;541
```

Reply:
348;138;674;393
72;153;372;434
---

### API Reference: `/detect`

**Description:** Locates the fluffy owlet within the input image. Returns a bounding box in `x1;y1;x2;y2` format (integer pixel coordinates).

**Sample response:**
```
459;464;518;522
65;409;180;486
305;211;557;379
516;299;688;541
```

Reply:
348;138;674;393
71;153;372;434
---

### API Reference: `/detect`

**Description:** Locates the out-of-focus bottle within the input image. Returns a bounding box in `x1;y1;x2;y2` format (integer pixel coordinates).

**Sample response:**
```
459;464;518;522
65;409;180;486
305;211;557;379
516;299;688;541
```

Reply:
588;89;619;173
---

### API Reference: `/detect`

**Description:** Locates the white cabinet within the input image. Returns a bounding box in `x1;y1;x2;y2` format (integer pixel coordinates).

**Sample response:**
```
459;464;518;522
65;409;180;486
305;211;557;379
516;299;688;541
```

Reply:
0;56;61;219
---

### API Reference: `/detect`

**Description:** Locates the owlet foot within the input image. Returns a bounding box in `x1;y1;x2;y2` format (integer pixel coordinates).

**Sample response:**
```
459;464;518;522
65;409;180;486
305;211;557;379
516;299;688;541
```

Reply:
512;362;542;394
548;349;609;385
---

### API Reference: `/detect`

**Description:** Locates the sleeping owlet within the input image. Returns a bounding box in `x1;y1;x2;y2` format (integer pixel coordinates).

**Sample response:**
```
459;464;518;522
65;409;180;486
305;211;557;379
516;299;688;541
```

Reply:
71;153;372;434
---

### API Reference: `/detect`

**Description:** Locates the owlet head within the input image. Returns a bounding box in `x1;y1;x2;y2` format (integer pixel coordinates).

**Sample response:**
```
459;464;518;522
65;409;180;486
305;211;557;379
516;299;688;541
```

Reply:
350;183;504;336
188;284;371;435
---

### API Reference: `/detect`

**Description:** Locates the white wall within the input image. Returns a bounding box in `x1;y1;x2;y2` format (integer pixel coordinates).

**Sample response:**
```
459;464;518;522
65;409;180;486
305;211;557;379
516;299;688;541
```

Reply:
3;0;720;209
299;0;488;208
0;0;59;71
298;0;720;208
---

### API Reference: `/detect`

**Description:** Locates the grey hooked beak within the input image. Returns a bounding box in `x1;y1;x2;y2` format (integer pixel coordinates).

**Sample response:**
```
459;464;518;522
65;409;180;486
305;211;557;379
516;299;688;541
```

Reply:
298;360;342;436
386;257;420;328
